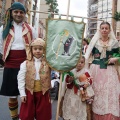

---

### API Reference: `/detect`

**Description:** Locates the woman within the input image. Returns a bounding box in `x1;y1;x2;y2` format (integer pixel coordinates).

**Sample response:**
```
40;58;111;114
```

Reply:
85;21;120;120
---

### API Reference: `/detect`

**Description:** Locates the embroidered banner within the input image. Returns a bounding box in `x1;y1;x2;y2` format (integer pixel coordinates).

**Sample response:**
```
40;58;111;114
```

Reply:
45;19;85;72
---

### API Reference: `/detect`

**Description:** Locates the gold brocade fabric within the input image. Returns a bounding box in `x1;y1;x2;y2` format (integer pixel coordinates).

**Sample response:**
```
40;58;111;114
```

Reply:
33;80;42;92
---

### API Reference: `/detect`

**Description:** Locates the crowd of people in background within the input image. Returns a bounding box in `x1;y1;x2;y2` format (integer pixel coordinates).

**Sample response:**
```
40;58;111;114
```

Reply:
0;2;120;120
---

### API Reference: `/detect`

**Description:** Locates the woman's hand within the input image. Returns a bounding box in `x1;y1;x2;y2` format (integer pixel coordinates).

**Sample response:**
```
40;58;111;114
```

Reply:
108;57;119;64
21;96;27;103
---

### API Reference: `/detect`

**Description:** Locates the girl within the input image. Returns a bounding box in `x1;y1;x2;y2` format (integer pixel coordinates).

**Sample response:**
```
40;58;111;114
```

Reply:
61;56;94;120
17;38;51;120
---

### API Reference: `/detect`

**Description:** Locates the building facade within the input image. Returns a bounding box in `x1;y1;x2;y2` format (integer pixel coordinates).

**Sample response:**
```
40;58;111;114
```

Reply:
87;0;118;38
0;0;14;26
87;0;98;38
39;0;49;39
97;0;112;23
30;0;41;37
0;0;32;26
116;0;120;39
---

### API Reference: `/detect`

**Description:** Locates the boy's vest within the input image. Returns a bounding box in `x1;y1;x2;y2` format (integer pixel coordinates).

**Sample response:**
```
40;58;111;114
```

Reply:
25;58;51;94
3;22;33;61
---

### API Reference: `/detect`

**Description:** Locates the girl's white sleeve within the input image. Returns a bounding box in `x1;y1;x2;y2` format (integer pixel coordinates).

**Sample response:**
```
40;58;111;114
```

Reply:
17;61;27;97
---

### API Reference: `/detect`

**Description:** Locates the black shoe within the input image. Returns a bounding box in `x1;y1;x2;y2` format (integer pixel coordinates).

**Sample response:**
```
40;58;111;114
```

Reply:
12;116;19;120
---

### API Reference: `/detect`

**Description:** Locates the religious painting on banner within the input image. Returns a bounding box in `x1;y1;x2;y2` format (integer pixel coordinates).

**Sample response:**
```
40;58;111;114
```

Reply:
45;19;85;72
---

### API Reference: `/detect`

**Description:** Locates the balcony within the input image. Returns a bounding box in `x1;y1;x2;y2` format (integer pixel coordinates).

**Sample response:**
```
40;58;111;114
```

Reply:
89;20;97;24
88;23;97;27
90;12;98;18
89;27;97;30
90;22;97;25
90;3;98;12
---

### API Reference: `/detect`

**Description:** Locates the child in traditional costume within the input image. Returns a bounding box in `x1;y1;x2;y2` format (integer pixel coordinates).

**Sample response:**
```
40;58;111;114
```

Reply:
60;56;94;120
17;38;51;120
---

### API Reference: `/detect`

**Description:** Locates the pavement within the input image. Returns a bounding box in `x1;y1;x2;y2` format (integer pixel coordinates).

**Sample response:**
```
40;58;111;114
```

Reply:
0;67;3;70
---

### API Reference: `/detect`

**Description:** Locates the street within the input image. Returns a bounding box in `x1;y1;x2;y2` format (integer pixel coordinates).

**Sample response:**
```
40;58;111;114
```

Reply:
0;69;63;120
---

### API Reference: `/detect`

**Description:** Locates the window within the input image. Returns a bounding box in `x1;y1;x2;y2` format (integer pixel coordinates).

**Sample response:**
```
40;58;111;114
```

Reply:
117;32;120;37
33;4;36;10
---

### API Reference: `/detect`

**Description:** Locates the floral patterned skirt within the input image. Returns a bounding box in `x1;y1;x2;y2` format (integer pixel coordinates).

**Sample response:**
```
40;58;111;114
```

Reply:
92;113;120;120
62;88;87;120
90;64;120;119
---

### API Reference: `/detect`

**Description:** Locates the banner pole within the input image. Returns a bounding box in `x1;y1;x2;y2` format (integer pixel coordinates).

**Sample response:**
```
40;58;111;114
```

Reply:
66;0;70;19
56;74;63;120
56;1;71;119
30;10;104;21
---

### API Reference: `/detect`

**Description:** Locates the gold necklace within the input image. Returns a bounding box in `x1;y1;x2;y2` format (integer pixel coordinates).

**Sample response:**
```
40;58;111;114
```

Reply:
101;38;109;42
100;38;109;46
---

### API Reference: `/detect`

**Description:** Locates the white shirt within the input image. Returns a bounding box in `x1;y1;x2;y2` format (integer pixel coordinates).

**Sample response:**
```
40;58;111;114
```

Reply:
0;21;36;54
51;78;59;88
17;57;41;97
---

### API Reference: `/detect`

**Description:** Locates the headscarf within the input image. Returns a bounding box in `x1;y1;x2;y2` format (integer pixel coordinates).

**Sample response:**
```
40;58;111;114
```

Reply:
3;2;26;40
26;38;45;60
85;21;117;60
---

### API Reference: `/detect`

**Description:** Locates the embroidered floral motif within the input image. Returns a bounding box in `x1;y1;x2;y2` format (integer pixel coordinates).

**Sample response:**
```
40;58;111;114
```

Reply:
94;53;100;58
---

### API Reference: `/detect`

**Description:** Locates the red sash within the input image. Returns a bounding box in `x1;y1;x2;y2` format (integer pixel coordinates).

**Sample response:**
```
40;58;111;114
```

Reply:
5;50;26;68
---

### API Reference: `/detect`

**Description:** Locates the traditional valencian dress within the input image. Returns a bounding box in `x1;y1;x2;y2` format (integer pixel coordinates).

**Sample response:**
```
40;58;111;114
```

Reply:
89;38;120;120
17;39;51;120
0;21;35;96
18;57;51;120
62;68;93;120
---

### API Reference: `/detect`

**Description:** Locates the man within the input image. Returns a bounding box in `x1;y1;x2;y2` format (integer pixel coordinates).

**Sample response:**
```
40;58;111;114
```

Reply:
0;2;36;120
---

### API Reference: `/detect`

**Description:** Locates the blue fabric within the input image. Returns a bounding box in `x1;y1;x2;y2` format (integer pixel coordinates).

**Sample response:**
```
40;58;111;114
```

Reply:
11;2;26;13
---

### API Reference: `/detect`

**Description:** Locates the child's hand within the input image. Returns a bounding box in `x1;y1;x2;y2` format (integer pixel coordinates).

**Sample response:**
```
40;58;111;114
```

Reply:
21;96;27;103
83;78;91;88
83;82;89;88
68;76;74;83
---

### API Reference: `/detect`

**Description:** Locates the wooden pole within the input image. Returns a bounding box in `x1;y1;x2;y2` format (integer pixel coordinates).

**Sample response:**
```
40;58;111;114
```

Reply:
30;10;104;21
111;0;116;32
55;74;63;120
66;0;70;19
56;1;71;119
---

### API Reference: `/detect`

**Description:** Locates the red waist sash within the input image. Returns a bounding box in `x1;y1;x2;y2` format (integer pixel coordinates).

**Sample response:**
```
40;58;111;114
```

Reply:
5;50;26;68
